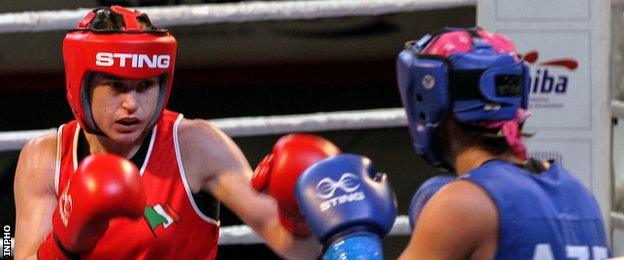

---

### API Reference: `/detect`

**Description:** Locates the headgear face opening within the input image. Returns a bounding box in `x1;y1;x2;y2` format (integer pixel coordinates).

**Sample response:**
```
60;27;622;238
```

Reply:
63;6;177;134
396;28;530;167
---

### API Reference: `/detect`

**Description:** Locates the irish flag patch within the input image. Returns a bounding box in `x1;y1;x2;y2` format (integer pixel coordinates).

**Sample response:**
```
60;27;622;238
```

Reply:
144;203;181;232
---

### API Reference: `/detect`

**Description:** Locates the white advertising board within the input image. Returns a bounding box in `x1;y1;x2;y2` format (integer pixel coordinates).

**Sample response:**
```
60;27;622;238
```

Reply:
478;0;612;239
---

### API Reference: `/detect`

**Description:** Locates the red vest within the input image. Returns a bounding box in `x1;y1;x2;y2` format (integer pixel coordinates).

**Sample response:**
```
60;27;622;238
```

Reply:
56;110;219;259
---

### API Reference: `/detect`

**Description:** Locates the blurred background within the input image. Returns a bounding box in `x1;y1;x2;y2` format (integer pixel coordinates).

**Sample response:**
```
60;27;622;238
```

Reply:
0;1;475;258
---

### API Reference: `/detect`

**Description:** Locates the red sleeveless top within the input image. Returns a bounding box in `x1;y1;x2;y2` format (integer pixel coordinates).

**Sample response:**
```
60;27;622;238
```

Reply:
55;110;220;259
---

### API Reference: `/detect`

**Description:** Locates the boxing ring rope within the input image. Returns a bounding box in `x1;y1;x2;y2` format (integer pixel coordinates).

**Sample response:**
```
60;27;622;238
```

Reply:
613;212;624;231
0;0;621;249
4;100;624;151
612;100;624;119
220;215;411;245
0;0;476;33
0;108;408;152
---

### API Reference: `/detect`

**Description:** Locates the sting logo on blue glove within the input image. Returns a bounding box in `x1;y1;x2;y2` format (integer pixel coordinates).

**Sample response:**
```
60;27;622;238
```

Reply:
316;173;365;211
296;154;397;260
315;173;361;198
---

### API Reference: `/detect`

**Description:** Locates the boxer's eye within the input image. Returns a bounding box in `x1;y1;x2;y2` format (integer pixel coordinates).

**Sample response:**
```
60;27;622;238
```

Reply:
109;81;126;92
138;80;156;92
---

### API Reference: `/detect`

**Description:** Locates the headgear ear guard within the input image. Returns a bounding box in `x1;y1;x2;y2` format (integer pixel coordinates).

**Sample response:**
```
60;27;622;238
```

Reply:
63;6;177;134
396;27;530;167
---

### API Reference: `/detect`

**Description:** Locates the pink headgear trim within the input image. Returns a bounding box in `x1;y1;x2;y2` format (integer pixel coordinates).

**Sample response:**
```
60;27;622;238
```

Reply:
421;30;517;58
474;109;531;160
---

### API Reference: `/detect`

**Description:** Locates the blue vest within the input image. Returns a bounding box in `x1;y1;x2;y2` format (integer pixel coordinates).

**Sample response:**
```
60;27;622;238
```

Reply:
464;160;610;259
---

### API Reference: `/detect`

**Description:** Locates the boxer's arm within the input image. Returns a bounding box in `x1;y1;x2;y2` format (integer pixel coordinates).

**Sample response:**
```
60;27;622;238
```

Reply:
399;180;498;260
179;119;321;260
14;134;58;260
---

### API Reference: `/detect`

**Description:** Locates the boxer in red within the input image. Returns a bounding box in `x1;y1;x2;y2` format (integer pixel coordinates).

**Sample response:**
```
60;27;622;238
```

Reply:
13;6;323;259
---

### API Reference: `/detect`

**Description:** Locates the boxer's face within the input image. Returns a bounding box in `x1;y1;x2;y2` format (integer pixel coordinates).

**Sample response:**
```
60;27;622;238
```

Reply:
89;73;160;144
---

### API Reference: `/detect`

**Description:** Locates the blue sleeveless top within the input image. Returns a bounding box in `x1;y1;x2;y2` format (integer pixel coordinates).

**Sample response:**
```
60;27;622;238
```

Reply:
463;160;610;259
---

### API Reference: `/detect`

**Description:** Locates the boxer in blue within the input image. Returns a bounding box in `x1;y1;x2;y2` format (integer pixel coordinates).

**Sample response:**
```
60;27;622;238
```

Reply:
292;27;610;259
397;27;610;259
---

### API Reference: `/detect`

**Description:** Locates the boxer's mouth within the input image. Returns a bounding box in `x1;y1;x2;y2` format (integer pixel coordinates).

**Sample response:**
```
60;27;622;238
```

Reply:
116;118;140;126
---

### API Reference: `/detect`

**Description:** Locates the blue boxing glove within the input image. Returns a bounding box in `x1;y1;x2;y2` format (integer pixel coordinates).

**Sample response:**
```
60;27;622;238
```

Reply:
408;175;456;230
295;154;397;260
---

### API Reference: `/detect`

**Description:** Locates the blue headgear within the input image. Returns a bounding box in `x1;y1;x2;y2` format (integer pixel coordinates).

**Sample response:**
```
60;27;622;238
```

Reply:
396;27;530;167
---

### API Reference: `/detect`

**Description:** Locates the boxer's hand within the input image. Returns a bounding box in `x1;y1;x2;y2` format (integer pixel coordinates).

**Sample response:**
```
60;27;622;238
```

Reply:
408;175;455;230
295;154;396;259
252;133;340;238
38;154;146;259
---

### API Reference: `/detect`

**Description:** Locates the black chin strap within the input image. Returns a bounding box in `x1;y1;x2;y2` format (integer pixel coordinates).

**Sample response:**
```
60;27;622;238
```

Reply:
518;158;548;174
479;158;547;174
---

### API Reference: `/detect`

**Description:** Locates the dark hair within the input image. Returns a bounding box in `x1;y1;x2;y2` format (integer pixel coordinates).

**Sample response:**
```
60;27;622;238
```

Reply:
438;117;516;159
87;7;161;31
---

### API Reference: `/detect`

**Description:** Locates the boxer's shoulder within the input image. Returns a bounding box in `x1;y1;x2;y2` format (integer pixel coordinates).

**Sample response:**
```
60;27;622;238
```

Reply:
177;118;223;143
176;118;233;159
16;131;57;194
418;179;497;239
408;179;498;259
19;132;57;171
176;118;250;189
427;179;494;213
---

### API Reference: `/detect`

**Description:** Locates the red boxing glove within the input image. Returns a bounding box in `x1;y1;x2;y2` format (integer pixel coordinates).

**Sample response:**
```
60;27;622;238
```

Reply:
38;154;146;259
252;134;340;238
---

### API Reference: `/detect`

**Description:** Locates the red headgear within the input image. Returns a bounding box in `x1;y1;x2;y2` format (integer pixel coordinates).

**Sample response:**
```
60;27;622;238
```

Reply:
63;6;177;134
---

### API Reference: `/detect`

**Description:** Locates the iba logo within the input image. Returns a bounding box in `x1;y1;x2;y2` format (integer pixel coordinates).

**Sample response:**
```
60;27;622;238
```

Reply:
143;203;181;235
522;50;577;94
521;51;578;110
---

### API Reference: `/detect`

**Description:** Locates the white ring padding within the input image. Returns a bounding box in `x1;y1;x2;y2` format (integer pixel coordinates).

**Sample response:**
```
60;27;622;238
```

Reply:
0;0;476;33
218;212;624;245
0;108;408;151
218;215;411;245
612;99;624;119
218;224;262;245
4;100;624;152
212;108;408;137
613;211;624;230
389;214;412;236
0;128;56;152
